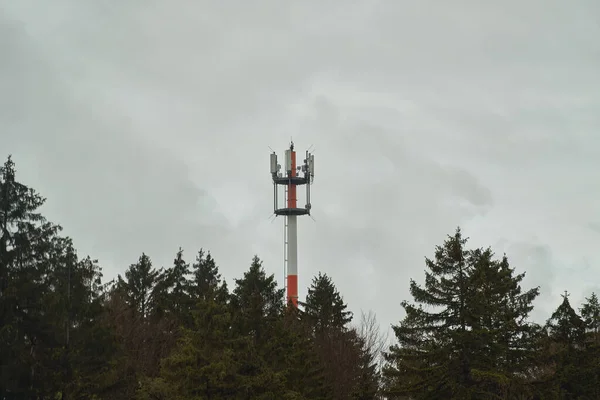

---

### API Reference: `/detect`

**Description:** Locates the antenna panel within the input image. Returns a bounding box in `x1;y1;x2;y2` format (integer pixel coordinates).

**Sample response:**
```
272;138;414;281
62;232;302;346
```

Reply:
270;153;278;173
284;150;292;172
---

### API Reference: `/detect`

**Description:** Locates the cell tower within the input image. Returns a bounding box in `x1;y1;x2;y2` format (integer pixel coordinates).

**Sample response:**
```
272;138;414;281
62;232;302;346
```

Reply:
270;141;315;307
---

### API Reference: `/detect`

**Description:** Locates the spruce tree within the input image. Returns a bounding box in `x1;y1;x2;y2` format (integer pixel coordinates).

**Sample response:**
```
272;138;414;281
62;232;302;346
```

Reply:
167;247;192;323
303;272;353;334
230;255;284;345
51;252;118;399
543;292;587;399
580;292;600;338
120;253;160;320
350;330;381;400
0;156;65;398
384;228;472;399
229;255;291;397
384;228;541;399
137;280;246;399
303;272;375;399
266;307;333;399
109;254;168;390
547;292;585;345
466;249;540;398
190;249;228;306
579;292;600;397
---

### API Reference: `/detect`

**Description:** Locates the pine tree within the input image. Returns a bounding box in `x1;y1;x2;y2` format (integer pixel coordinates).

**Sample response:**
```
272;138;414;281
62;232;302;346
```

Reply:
303;272;376;399
230;255;284;345
120;253;160;320
303;272;353;334
53;252;119;399
350;330;381;400
579;292;600;397
99;283;140;400
137;280;247;400
547;292;585;345
384;229;542;399
543;292;587;399
167;247;192;323
190;249;228;307
384;228;472;399
266;307;333;399
0;156;65;398
580;292;600;338
107;254;169;393
228;255;295;397
466;248;540;398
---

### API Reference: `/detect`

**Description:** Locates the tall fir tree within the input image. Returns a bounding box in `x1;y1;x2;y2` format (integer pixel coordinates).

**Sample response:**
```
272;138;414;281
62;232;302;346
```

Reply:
167;247;192;323
466;248;540;398
384;228;541;399
579;292;600;398
228;256;301;397
230;255;284;345
542;292;588;399
50;250;118;399
137;270;248;400
107;254;169;393
303;272;353;334
303;272;377;399
384;228;473;399
119;253;160;320
0;156;65;398
190;249;228;307
547;292;585;345
580;292;600;338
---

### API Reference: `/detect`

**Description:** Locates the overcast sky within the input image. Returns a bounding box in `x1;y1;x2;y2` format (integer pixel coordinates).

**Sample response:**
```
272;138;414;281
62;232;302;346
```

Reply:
2;0;599;334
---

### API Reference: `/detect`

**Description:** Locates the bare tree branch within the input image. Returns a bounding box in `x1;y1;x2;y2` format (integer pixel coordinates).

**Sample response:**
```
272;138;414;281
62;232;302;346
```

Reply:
357;309;390;370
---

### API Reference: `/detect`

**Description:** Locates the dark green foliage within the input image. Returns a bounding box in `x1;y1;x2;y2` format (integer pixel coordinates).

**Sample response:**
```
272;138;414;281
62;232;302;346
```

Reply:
5;154;600;399
539;292;590;399
547;292;585;345
119;253;160;319
166;248;192;322
383;228;540;399
467;249;541;398
384;229;472;399
303;272;353;334
191;249;228;301
0;156;54;398
55;254;119;399
137;284;245;399
579;293;600;398
303;272;379;399
273;308;333;399
580;292;600;336
352;332;381;400
230;255;284;345
0;157;117;399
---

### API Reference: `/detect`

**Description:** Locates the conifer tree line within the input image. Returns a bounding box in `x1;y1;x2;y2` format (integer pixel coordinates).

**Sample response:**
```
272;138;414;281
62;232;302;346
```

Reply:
1;155;599;399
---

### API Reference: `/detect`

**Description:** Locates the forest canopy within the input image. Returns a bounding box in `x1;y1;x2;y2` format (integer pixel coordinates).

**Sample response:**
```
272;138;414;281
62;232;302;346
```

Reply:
1;155;598;400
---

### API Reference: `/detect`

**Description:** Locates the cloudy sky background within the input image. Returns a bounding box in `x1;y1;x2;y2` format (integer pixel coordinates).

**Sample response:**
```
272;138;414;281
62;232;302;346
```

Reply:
2;0;599;334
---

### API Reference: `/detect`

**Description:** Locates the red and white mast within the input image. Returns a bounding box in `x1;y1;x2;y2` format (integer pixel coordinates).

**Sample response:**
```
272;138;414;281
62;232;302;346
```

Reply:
270;142;314;307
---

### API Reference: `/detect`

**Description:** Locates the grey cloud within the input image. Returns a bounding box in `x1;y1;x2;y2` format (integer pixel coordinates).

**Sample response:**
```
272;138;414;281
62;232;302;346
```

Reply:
588;222;600;235
2;0;599;332
503;242;557;318
497;241;599;323
0;10;231;275
292;100;494;328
